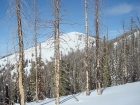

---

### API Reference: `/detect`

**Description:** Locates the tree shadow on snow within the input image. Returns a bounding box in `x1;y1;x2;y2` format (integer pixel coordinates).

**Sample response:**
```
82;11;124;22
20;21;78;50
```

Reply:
101;88;106;94
60;93;81;104
89;89;95;95
40;93;81;105
40;99;55;105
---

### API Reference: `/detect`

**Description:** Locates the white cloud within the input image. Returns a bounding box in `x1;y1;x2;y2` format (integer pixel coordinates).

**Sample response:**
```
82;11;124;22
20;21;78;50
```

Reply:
106;3;133;15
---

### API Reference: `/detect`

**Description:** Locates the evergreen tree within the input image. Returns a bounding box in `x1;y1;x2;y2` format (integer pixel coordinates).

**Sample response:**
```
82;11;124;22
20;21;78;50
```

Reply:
102;36;110;87
59;59;70;96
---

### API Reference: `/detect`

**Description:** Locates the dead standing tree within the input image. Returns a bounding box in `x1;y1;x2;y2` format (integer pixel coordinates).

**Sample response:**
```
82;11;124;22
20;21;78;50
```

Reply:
130;16;136;82
84;0;89;96
33;0;39;103
52;0;60;104
95;0;101;95
38;43;44;100
16;0;25;104
122;20;128;84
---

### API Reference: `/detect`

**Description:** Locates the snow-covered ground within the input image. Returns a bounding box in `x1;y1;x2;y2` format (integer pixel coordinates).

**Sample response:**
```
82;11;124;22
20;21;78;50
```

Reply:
17;82;140;105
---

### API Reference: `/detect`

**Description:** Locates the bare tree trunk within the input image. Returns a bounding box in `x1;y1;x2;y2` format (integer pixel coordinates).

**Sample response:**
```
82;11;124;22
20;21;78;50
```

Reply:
95;0;101;95
84;0;89;96
38;43;44;100
16;0;25;104
130;16;135;82
122;20;127;84
33;0;38;103
53;0;60;104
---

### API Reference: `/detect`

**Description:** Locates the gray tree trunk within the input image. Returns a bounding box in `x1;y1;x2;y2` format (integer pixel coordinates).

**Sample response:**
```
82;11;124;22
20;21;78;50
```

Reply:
84;0;89;96
122;20;127;84
33;0;39;103
16;0;25;104
53;0;60;104
95;0;101;95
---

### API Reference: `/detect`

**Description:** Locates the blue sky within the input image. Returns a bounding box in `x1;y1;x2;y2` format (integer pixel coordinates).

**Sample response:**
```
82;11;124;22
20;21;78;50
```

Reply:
0;0;140;57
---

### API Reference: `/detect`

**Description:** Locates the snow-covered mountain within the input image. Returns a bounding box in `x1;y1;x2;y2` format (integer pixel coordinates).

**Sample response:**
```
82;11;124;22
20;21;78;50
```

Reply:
15;82;140;105
0;32;95;75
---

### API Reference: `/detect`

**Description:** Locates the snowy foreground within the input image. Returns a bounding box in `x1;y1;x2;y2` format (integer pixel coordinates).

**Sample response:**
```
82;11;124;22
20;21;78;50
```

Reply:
16;82;140;105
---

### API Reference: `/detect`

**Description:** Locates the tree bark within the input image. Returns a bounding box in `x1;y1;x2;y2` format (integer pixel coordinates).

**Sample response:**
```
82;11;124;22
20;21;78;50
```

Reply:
84;0;89;96
16;0;25;104
130;16;135;82
33;0;39;103
95;0;101;95
53;0;60;104
122;20;127;84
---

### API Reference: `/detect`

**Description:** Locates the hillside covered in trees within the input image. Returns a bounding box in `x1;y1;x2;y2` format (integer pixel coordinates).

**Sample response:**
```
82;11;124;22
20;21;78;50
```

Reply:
0;28;140;104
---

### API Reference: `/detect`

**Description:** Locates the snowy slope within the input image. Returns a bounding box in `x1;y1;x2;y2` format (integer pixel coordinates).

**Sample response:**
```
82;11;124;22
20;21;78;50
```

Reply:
0;32;95;75
19;82;140;105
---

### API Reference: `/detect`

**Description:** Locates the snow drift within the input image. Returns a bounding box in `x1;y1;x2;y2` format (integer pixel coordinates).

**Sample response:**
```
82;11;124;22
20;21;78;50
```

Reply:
15;82;140;105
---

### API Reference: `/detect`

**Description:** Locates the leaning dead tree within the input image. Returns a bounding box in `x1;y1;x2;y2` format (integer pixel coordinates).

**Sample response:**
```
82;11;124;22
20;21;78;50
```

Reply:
16;0;25;104
95;0;101;95
84;0;89;96
53;0;60;104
